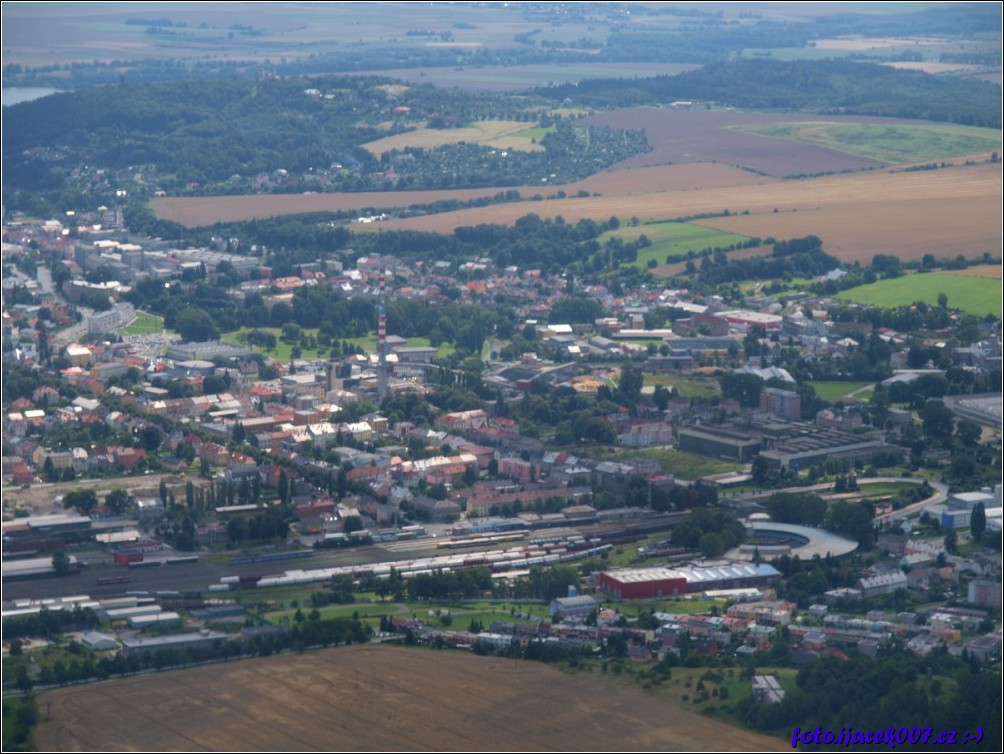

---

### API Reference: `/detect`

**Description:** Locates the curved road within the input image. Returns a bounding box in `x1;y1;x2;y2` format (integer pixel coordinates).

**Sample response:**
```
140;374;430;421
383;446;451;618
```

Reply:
727;476;948;525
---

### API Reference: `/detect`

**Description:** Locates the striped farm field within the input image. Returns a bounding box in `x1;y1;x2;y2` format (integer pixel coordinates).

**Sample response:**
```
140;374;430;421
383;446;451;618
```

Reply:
34;645;788;752
837;272;1002;318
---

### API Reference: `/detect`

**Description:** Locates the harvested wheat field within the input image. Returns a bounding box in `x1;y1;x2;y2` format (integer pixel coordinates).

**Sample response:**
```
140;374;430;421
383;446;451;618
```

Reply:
935;264;1003;279
566;163;775;195
367;163;1001;264
35;645;787;752
151;163;770;228
150;187;525;227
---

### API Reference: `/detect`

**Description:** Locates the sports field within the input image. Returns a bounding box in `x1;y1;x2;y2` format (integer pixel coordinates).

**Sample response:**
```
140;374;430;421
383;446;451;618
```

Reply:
119;311;163;335
836;272;1002;318
807;381;875;402
34;645;788;752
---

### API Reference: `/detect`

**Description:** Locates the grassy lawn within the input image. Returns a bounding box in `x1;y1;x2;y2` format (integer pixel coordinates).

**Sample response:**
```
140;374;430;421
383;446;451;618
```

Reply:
584;447;743;480
645;373;722;400
119;311;164;335
807;381;875;402
2;696;37;752
264;596;555;628
837;273;1002;318
733;122;1002;164
266;601;405;625
649;664;798;729
599;221;750;270
224;328;455;361
618;598;726;616
511;124;557;142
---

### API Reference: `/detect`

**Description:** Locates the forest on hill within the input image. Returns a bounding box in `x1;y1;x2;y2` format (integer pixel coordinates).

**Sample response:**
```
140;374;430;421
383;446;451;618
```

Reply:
536;59;1002;128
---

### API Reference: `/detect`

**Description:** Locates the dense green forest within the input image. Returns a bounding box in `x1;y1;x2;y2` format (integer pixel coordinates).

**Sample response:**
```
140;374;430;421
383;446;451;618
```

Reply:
737;650;1001;752
537;59;1002;127
5;55;1000;214
2;74;645;208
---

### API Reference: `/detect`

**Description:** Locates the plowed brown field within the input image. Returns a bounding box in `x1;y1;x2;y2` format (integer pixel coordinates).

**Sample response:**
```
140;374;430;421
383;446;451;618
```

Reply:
35;645;788;752
584;108;902;176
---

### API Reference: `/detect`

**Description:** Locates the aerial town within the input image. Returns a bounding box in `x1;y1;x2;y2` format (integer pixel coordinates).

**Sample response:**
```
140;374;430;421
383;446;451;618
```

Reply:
1;1;1001;750
3;195;1001;742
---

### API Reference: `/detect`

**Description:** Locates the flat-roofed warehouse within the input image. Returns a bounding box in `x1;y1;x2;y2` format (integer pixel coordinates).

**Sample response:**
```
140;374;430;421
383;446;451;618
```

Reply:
674;563;782;592
677;425;761;462
597;568;688;599
121;630;229;656
757;427;903;472
598;563;781;599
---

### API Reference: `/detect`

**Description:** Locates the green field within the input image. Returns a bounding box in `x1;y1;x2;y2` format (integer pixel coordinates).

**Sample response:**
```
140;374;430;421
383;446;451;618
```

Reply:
733;122;1002;165
807;381;875;402
266;600;551;629
351;334;455;359
740;46;906;61
511;124;556;141
645;373;722;400
599;221;751;270
119;311;164;335
225;329;455;361
837;273;1002;318
585;447;743;480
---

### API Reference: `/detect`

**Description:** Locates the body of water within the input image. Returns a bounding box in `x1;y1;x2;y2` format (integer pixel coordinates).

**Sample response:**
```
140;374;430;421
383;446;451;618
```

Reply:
2;87;62;106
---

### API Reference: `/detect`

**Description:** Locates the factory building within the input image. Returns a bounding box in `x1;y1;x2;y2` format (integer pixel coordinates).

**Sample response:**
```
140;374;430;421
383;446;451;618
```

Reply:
598;563;781;599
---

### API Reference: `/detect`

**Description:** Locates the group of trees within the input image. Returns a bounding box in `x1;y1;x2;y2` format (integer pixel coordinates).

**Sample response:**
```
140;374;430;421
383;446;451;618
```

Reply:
4;75;648;212
540;59;1000;128
737;650;1000;752
671;508;746;558
9;615;371;692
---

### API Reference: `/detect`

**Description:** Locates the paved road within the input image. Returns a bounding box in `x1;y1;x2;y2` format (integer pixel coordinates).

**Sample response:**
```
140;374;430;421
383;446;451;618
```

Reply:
728;476;949;525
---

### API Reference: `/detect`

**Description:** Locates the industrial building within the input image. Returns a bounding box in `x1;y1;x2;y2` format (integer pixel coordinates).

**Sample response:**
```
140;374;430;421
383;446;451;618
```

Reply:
1;514;93;555
757;426;902;472
677;425;762;462
549;594;597;621
120;630;229;656
674;563;782;592
598;563;781;599
597;568;687;600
